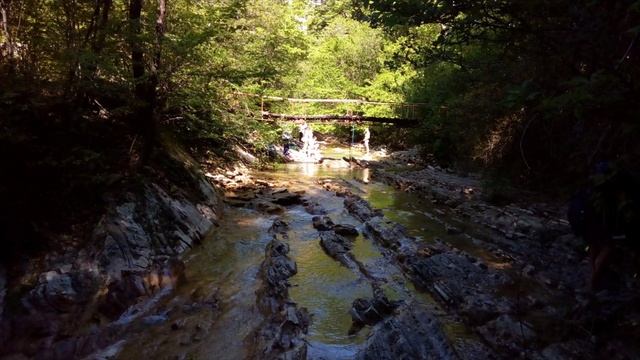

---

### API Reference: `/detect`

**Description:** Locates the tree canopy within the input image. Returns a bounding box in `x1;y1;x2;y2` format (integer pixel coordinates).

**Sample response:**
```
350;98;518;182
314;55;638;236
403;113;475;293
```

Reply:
1;0;639;187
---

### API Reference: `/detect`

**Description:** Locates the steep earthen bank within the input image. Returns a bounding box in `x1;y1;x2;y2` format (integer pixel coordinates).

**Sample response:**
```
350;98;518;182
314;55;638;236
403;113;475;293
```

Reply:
0;145;224;359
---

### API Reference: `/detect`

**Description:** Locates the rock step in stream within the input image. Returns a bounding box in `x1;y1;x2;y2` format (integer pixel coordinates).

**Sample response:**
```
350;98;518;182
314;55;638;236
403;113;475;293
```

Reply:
252;220;310;359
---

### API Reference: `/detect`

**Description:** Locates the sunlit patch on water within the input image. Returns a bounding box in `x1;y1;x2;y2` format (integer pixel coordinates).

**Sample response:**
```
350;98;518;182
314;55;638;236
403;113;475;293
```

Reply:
283;210;374;347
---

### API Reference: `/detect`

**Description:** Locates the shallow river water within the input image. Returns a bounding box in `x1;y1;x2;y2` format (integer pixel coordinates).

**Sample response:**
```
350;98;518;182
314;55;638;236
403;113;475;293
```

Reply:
118;146;485;360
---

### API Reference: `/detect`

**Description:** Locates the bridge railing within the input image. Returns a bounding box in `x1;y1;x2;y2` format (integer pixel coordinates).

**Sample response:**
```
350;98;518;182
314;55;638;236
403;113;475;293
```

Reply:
232;92;427;123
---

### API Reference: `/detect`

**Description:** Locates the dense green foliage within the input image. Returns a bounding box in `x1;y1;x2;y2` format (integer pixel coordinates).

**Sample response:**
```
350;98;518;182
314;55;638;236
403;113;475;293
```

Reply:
1;0;638;188
354;0;640;187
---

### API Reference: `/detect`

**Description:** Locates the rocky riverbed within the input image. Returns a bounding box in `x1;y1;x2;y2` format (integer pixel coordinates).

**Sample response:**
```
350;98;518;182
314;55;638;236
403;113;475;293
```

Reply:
194;147;640;359
2;144;638;359
364;147;640;359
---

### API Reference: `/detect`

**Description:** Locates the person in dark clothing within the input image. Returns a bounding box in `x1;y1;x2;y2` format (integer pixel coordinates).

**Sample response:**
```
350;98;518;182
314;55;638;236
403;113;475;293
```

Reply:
282;131;292;159
568;162;639;290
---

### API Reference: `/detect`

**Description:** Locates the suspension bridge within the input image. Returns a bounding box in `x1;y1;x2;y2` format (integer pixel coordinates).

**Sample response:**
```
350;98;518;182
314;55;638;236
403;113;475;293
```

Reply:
234;93;426;127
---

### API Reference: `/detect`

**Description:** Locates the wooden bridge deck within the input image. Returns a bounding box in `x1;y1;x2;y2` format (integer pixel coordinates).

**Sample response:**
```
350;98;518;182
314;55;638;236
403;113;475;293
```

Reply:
234;93;425;127
261;112;419;127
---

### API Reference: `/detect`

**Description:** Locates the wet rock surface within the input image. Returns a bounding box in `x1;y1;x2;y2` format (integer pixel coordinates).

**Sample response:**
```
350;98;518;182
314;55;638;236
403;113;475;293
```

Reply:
223;183;304;214
5;144;639;359
319;157;351;168
313;215;375;281
333;223;358;237
357;302;457;360
303;199;327;215
333;169;613;358
312;215;335;231
349;288;401;334
256;237;298;313
253;223;310;360
344;194;383;222
340;149;640;359
408;242;513;323
476;314;536;356
364;217;416;252
319;231;357;270
0;149;223;359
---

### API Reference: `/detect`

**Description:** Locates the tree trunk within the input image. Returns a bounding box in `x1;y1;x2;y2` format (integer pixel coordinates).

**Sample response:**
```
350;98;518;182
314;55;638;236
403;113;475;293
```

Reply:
77;0;112;99
86;0;111;76
150;0;165;121
129;0;156;162
1;0;15;72
94;0;111;54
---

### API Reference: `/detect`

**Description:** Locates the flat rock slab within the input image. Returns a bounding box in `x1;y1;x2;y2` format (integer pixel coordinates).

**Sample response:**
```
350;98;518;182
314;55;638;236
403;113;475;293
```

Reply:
364;217;417;257
253;200;285;214
319;179;351;197
408;248;513;326
320;158;351;168
319;231;356;269
476;314;536;356
333;224;359;237
303;200;327;215
531;340;595;360
356;303;457;360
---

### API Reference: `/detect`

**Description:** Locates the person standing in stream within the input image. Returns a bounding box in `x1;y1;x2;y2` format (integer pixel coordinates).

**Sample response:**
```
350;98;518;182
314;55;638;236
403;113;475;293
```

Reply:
363;127;371;155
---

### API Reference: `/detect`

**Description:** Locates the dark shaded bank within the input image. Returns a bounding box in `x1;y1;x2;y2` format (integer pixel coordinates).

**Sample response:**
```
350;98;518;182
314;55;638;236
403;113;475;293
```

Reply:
0;130;224;358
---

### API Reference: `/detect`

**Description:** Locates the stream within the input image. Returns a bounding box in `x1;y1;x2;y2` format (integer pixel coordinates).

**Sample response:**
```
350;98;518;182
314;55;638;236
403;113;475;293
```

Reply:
115;145;548;359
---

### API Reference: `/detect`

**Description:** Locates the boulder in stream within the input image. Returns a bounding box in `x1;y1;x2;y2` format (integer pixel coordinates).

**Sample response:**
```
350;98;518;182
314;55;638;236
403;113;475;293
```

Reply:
303;200;327;215
320;158;351;168
333;224;359;237
254;200;285;214
312;215;335;231
269;219;289;234
258;238;298;311
267;189;303;206
349;288;401;335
